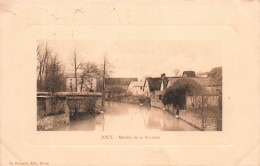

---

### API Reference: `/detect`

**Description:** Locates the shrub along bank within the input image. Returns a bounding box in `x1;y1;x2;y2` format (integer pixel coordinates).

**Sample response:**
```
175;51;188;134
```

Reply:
106;95;151;106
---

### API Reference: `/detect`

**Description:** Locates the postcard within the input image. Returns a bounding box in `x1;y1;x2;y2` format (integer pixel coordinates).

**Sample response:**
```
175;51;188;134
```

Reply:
0;0;259;165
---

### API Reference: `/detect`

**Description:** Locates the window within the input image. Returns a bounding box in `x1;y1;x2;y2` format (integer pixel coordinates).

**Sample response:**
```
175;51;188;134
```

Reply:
140;87;142;90
159;95;162;100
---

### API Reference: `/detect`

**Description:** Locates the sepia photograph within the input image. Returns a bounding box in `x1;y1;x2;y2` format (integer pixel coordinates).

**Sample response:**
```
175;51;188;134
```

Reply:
36;40;222;131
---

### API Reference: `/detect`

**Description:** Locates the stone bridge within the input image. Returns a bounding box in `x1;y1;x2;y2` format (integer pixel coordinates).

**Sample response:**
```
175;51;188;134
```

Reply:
37;92;102;131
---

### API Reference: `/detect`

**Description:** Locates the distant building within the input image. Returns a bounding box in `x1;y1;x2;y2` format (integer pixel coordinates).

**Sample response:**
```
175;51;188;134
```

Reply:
207;67;222;94
105;78;138;98
143;76;164;98
66;73;99;92
182;71;196;77
127;81;145;96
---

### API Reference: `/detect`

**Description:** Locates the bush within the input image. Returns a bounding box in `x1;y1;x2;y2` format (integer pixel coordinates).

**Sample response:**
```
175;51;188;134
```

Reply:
163;79;205;114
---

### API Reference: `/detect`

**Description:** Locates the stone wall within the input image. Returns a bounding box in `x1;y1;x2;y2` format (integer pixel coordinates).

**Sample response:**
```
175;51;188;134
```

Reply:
178;109;222;131
67;96;102;113
162;103;221;131
37;98;70;131
37;92;103;130
186;95;220;108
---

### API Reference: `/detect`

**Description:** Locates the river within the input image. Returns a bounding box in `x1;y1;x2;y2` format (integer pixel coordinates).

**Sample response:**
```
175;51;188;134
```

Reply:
55;101;198;131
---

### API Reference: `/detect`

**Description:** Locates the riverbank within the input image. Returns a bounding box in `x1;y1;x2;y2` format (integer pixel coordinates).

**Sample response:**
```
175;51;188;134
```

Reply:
165;106;222;131
106;95;151;106
37;112;70;131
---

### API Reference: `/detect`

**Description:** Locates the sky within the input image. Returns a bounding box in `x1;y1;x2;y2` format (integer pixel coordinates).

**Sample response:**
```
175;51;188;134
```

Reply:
47;39;222;80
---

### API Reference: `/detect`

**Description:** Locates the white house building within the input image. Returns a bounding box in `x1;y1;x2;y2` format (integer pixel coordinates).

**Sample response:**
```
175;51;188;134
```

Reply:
66;73;98;92
127;81;145;96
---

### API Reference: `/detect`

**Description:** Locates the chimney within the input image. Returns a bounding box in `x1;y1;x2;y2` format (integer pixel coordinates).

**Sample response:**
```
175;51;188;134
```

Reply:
161;73;166;79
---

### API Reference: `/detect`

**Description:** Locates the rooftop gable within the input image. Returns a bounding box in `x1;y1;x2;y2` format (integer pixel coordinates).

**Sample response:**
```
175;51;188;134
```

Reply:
145;77;162;92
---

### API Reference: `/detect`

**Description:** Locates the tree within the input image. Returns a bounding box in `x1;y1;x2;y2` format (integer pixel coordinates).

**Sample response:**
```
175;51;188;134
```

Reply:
105;86;126;99
173;69;181;77
37;42;66;93
72;48;82;92
101;54;114;105
80;62;102;92
37;42;52;91
45;55;66;94
81;62;102;76
162;79;205;116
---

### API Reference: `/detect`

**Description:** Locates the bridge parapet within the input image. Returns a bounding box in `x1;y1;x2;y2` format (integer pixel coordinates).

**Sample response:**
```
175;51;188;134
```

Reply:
37;92;102;98
37;92;103;114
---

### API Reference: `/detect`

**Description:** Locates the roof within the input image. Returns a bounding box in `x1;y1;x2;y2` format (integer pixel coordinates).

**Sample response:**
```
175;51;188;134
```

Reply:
105;78;138;85
207;67;222;86
167;77;209;88
191;77;209;87
166;77;182;88
182;71;196;77
145;77;162;92
168;78;206;95
105;85;129;92
130;81;145;87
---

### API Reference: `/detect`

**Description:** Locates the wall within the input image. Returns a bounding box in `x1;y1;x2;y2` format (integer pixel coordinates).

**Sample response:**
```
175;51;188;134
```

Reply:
66;77;97;92
186;95;220;108
37;98;70;131
178;109;222;131
162;101;222;131
66;94;103;113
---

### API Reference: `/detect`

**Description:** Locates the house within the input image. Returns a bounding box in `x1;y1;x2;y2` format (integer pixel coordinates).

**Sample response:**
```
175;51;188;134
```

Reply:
207;67;222;94
66;72;99;92
105;78;138;98
143;75;164;98
127;81;145;96
160;71;209;91
151;71;210;108
182;71;196;77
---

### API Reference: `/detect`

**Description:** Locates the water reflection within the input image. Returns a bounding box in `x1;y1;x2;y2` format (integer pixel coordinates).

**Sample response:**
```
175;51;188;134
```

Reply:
55;101;198;131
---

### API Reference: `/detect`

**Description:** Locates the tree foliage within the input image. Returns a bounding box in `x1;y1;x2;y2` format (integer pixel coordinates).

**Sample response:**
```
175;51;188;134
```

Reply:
45;55;66;93
81;62;102;76
37;42;66;92
173;69;181;76
162;79;205;110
